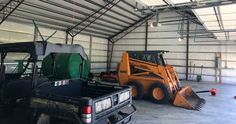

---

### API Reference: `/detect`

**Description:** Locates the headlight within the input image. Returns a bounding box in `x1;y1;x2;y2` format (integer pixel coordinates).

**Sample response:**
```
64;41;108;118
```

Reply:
95;98;111;113
119;91;130;103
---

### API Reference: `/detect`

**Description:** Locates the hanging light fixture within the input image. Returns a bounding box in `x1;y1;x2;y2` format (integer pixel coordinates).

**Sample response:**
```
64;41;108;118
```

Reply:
177;17;185;41
178;37;185;42
150;11;162;28
178;37;183;42
134;2;139;11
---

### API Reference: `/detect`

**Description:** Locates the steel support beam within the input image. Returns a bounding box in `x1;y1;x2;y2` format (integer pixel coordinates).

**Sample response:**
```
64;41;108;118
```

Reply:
0;0;24;24
186;19;190;81
109;13;155;43
36;0;126;29
85;0;134;24
66;0;122;38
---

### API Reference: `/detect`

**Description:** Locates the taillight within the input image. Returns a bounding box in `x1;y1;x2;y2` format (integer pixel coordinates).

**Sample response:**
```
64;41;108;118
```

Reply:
82;106;92;123
83;106;92;114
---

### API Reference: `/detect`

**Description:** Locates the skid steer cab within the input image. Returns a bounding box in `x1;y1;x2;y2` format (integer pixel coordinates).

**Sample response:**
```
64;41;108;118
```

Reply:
118;51;205;110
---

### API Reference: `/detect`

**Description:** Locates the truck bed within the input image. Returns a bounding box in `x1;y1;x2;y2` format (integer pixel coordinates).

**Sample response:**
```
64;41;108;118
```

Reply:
31;79;135;124
34;79;123;101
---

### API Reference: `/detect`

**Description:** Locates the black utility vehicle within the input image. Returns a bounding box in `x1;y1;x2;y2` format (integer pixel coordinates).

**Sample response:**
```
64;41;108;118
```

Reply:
0;42;136;124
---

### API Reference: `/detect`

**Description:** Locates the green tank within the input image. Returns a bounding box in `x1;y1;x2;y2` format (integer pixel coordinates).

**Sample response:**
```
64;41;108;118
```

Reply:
42;53;90;79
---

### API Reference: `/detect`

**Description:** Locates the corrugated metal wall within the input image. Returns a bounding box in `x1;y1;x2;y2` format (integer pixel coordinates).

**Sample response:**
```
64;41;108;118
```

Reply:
0;21;107;73
112;11;236;84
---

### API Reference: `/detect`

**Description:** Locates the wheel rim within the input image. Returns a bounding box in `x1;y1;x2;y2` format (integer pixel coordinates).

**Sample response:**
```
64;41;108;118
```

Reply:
152;88;164;100
131;86;138;97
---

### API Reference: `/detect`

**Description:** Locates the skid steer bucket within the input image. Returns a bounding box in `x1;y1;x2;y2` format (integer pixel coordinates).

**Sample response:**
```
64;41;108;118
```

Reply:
173;86;205;110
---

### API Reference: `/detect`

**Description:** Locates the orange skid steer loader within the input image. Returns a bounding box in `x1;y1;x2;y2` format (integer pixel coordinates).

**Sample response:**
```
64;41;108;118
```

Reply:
118;51;205;110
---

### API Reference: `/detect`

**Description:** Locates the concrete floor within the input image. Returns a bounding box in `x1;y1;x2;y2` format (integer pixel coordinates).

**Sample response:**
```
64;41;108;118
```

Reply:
0;81;236;124
130;81;236;124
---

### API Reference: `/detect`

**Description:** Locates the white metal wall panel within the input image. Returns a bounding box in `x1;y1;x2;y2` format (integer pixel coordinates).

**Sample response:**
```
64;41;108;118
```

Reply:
189;53;215;60
148;32;180;38
0;30;33;42
116;39;146;45
112;11;236;84
148;39;186;44
166;59;186;66
222;77;236;84
91;56;107;62
0;21;107;73
188;60;215;68
164;53;186;59
222;69;236;77
148;45;186;52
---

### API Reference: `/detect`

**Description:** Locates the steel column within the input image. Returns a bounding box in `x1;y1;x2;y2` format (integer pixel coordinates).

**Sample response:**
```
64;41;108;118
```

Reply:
106;40;110;72
33;25;38;42
89;34;92;67
71;35;74;45
145;21;148;51
106;40;114;72
65;31;69;44
186;19;190;81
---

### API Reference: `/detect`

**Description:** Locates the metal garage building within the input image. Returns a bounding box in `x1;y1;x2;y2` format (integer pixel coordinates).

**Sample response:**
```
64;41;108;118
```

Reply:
0;0;236;124
1;0;236;83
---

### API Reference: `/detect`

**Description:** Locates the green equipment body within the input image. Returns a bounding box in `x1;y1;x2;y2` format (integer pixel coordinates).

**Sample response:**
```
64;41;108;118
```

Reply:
42;53;90;80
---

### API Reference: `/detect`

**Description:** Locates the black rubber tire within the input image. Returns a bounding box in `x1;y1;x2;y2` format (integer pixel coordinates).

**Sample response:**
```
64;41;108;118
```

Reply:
127;81;144;100
147;83;171;104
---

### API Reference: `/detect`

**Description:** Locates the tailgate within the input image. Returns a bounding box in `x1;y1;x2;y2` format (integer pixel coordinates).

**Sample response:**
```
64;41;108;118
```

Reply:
91;85;134;123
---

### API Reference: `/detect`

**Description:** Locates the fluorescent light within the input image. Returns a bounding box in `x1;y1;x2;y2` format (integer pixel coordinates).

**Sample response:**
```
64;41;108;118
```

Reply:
136;0;167;6
169;0;190;4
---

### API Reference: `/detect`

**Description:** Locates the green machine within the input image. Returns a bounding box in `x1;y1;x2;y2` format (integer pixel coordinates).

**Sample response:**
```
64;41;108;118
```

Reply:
42;53;90;80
